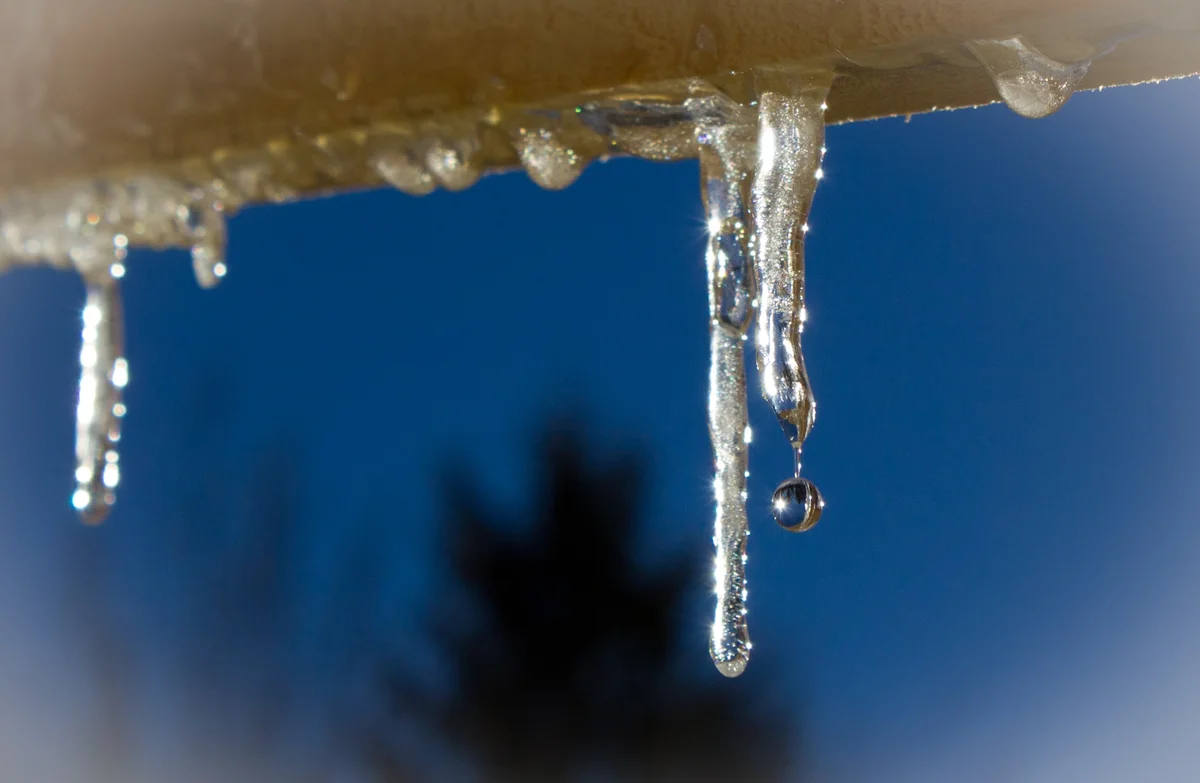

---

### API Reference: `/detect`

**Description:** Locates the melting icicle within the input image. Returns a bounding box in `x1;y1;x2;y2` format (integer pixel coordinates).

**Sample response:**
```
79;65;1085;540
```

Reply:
695;90;758;678
187;201;229;288
751;68;829;532
967;36;1090;119
509;112;585;190
73;272;127;524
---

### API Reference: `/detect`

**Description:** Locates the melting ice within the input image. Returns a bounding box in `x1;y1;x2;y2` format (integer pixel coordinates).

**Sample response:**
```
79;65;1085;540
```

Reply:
695;90;759;678
0;176;232;522
0;35;1127;661
750;68;829;534
967;36;1090;119
73;273;127;524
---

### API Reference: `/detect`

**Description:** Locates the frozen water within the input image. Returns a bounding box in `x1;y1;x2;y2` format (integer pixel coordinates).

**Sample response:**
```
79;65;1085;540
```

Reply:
0;69;847;666
967;36;1090;119
424;130;482;192
696;89;758;677
369;128;437;195
509;111;586;190
751;69;827;452
73;273;126;524
188;201;228;288
750;67;829;535
578;80;731;162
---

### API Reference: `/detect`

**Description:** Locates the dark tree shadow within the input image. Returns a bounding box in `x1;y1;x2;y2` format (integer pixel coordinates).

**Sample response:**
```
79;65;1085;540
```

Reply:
366;420;798;782
57;395;804;783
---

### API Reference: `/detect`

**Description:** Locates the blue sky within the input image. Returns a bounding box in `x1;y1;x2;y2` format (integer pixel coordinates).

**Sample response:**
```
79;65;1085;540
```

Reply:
2;76;1200;780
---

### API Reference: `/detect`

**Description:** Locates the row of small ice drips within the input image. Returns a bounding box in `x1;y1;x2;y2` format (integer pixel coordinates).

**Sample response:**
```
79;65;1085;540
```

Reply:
0;34;1092;283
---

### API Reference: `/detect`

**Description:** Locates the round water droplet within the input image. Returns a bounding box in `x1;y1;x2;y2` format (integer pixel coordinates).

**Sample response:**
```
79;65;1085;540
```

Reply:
771;477;823;532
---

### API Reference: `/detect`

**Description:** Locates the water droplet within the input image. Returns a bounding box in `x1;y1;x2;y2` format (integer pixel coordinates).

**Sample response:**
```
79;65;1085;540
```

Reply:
966;36;1090;119
425;131;481;192
696;89;759;677
74;272;125;524
510;116;585;190
369;129;436;196
771;476;824;532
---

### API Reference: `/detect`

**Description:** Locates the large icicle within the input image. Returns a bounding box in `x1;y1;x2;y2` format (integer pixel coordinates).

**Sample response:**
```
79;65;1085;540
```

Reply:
73;271;128;524
693;89;759;678
751;68;829;533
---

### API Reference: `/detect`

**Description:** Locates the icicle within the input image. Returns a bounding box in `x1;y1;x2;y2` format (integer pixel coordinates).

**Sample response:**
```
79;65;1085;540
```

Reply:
694;90;758;678
73;271;127;524
187;201;228;288
966;36;1090;119
751;68;829;532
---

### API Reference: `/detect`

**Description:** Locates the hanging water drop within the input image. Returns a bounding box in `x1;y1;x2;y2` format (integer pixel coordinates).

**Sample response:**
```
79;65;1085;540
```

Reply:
771;476;824;532
695;89;758;678
967;36;1090;119
425;131;482;192
751;67;828;479
73;271;127;524
369;129;436;196
510;115;585;190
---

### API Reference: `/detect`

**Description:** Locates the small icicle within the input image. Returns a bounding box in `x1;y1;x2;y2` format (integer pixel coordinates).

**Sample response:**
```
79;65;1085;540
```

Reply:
509;113;585;190
188;201;228;288
966;36;1090;119
750;68;829;532
695;90;758;678
73;271;127;524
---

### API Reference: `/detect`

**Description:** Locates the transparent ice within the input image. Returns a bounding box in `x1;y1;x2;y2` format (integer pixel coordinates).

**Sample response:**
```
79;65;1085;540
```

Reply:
695;89;759;678
967;36;1090;119
509;110;586;190
0;56;1106;661
751;68;829;531
73;272;127;524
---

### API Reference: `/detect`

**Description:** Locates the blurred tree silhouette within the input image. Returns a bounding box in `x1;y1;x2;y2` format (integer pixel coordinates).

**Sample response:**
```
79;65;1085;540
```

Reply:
62;437;330;783
58;399;800;782
366;422;797;782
